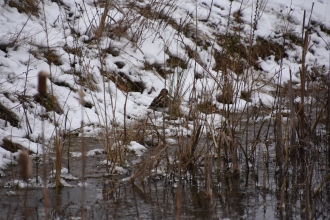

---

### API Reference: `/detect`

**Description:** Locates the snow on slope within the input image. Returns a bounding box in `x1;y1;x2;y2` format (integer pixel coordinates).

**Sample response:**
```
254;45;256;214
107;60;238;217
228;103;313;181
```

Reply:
0;0;329;168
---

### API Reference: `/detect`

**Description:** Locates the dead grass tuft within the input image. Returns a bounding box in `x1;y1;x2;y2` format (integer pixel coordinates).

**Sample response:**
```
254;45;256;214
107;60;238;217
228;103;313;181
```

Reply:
53;81;76;91
101;70;145;93
167;55;188;70
115;61;125;69
44;50;62;66
103;46;120;57
168;97;182;119
30;47;62;66
240;90;252;102
233;10;244;23
34;93;64;115
252;37;287;62
143;62;172;78
106;20;130;40
9;0;39;17
216;83;234;104
283;32;301;46
197;101;217;114
214;34;248;74
320;24;330;35
0;102;20;127
63;45;83;57
122;118;148;145
213;50;246;74
214;34;291;73
2;138;25;153
75;74;99;92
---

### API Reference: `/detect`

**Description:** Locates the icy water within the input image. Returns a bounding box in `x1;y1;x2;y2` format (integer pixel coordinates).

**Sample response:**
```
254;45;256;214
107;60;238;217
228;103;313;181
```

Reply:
0;177;278;219
1;136;330;220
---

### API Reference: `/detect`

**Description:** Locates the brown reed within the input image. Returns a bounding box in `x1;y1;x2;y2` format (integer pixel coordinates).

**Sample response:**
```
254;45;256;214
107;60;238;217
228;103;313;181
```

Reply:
18;149;32;182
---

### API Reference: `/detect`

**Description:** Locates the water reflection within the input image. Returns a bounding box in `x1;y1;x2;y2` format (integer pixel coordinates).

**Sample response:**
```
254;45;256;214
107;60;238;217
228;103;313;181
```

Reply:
1;137;330;219
1;169;330;220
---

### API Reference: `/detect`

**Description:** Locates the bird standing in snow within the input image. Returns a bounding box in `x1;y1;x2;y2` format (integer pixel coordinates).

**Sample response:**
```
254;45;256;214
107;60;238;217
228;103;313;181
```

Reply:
148;88;170;111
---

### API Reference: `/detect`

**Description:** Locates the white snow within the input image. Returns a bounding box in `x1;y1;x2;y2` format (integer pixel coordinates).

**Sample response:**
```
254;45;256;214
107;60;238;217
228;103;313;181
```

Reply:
0;0;329;170
127;141;147;156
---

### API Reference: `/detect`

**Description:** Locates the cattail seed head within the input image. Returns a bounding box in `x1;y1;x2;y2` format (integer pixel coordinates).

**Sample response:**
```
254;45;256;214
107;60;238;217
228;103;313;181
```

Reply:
78;88;85;105
38;71;48;96
18;150;32;182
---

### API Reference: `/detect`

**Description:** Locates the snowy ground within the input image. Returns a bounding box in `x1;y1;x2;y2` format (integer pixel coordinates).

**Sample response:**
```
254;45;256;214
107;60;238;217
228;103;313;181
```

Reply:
0;0;329;170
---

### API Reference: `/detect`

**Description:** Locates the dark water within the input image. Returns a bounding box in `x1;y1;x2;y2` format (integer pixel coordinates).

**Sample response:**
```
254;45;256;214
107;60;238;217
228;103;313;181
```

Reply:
1;135;330;220
0;175;277;219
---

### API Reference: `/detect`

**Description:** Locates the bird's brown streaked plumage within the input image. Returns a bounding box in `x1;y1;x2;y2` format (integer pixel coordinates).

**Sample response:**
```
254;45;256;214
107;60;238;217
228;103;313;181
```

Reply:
148;88;169;110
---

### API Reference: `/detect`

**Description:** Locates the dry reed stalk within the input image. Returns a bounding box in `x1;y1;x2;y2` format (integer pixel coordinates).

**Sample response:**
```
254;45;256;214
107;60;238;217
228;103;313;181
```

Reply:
55;138;61;188
41;0;63;194
129;144;168;182
78;88;86;220
189;125;202;171
262;162;266;189
175;182;182;220
101;72;111;173
38;71;49;219
305;162;314;220
94;1;109;40
328;68;330;165
299;4;314;139
288;69;297;157
123;90;128;144
314;173;330;196
231;139;239;174
275;113;284;168
43;188;49;218
279;176;286;212
274;71;284;169
175;160;182;220
299;28;309;138
205;155;212;199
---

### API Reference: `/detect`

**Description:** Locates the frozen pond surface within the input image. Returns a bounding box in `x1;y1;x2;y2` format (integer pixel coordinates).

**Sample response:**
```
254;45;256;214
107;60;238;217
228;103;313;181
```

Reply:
1;136;330;219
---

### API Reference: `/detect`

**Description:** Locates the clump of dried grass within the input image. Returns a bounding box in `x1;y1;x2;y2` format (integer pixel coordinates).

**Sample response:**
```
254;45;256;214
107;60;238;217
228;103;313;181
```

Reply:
8;0;39;17
0;102;20;127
